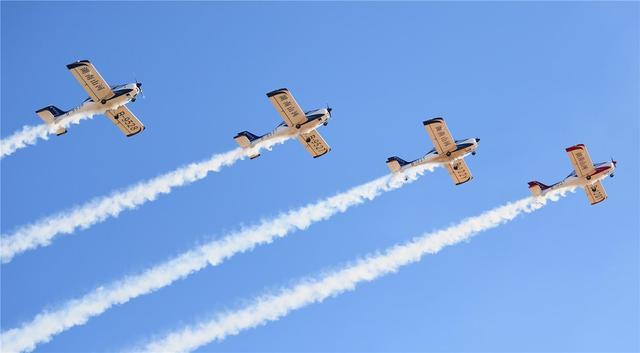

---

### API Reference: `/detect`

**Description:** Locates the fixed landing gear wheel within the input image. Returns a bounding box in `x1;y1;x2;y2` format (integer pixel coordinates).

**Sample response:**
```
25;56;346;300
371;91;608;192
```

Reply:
305;138;311;143
610;174;615;178
591;187;597;192
453;166;459;170
446;152;452;157
323;122;328;126
295;124;301;129
472;151;476;156
101;99;107;104
586;175;591;180
131;98;136;102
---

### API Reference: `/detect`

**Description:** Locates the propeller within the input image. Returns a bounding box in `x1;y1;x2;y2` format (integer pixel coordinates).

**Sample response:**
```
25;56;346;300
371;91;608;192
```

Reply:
134;76;145;99
324;104;332;126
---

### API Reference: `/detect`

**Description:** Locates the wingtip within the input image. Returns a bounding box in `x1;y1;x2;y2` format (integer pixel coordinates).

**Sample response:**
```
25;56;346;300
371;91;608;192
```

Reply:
455;176;473;186
126;126;145;138
565;144;586;152
266;88;289;97
423;117;444;126
66;60;91;70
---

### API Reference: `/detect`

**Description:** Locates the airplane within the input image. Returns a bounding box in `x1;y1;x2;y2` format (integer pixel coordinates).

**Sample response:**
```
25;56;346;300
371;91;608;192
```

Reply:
528;144;616;205
386;118;480;185
35;60;145;137
234;88;332;159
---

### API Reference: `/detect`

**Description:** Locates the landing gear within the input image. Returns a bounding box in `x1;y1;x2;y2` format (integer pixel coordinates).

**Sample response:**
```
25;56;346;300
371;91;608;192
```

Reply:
610;174;614;178
453;165;459;170
305;137;311;143
131;98;136;102
446;151;452;157
323;122;328;126
586;175;591;180
471;151;476;156
295;124;301;129
591;187;597;192
101;99;107;104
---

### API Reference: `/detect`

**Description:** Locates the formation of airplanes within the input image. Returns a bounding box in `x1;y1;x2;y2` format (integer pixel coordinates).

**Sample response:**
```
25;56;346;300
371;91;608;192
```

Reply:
34;60;617;206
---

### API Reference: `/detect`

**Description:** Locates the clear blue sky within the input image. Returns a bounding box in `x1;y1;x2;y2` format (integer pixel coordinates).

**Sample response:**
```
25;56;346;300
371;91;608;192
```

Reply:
1;2;638;352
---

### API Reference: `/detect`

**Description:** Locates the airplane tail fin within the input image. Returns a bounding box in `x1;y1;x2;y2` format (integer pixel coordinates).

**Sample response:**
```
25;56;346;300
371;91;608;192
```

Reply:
386;156;410;173
527;181;550;196
234;131;263;159
36;105;68;136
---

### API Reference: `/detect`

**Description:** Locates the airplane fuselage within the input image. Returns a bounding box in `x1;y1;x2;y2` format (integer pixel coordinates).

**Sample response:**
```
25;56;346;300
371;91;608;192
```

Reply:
247;108;331;148
539;161;616;195
54;83;142;121
398;137;480;171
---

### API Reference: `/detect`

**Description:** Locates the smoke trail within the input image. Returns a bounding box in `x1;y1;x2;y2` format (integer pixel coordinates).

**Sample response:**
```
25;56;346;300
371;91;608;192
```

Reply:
0;102;121;159
0;137;288;264
0;165;435;353
134;188;574;353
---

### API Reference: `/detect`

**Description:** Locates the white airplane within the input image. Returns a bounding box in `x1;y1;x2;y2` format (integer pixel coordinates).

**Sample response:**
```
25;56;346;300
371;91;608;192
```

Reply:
528;144;616;205
234;88;332;159
386;118;480;185
35;60;145;137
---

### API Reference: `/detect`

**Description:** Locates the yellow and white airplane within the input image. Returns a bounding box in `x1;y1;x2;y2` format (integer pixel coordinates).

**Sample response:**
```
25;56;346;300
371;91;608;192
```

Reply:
528;144;616;205
234;88;332;159
35;60;145;137
386;118;480;185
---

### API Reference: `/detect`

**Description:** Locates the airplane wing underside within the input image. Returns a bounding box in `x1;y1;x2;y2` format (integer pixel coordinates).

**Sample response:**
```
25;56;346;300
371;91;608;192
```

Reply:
423;118;456;155
446;158;473;185
584;180;607;205
105;106;145;137
267;88;308;128
298;130;330;158
67;60;114;103
566;144;596;177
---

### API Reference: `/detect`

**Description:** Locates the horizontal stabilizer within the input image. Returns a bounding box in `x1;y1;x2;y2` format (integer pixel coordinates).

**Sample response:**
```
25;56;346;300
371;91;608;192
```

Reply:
527;181;551;196
233;131;262;148
36;106;68;136
386;156;409;172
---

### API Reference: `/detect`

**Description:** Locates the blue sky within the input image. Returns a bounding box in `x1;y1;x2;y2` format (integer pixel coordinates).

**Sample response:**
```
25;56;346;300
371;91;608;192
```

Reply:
1;2;638;352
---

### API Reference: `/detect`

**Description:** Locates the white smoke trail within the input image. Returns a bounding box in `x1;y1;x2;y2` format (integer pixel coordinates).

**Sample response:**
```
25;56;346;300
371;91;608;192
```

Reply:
0;165;435;353
0;137;289;264
134;188;575;353
0;102;122;159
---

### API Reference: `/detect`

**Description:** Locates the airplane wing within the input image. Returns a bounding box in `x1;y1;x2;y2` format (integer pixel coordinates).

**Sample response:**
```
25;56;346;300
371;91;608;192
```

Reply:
584;180;607;205
267;88;307;127
105;106;145;137
445;159;473;185
298;130;330;158
566;144;595;177
67;60;114;103
423;118;456;155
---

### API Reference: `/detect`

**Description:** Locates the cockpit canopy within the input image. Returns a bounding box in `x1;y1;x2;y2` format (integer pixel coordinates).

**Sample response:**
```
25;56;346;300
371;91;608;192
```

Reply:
110;84;129;90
